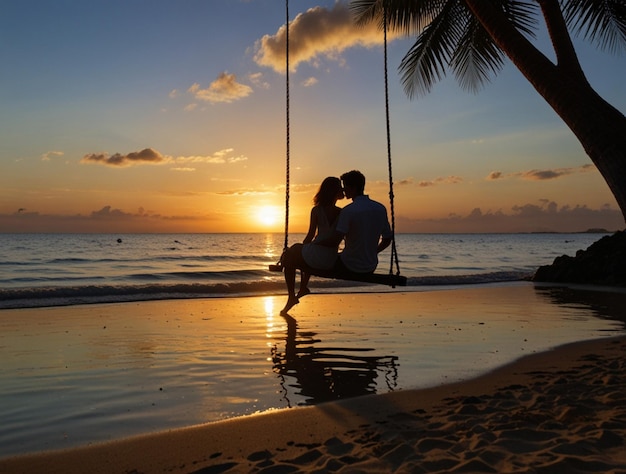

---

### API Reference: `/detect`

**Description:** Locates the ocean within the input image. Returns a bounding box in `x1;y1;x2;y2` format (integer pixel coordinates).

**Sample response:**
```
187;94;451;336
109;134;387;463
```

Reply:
2;232;625;457
0;232;611;309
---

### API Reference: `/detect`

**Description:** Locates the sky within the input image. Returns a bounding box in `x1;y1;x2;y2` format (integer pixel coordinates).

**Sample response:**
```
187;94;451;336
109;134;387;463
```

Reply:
1;0;625;234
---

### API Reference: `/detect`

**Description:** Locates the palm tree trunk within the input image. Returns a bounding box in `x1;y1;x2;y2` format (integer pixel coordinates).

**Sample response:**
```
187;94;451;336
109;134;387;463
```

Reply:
463;0;626;226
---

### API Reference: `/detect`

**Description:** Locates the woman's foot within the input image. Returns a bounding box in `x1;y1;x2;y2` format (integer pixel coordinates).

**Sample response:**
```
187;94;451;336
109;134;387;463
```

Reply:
280;296;299;315
296;287;311;298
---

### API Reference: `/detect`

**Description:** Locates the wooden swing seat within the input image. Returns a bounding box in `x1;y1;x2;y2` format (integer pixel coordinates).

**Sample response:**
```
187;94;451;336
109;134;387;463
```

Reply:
269;264;407;288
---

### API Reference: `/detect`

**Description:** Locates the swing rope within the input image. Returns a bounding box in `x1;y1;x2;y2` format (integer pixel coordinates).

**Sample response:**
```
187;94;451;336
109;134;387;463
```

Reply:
277;0;403;283
282;0;291;253
382;0;401;277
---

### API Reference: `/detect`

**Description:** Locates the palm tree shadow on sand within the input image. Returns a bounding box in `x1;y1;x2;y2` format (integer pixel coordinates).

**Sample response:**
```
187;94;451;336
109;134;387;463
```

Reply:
271;314;399;407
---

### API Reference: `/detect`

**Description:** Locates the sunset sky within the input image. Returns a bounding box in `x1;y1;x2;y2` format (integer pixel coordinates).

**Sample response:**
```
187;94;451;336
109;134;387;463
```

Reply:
1;0;624;234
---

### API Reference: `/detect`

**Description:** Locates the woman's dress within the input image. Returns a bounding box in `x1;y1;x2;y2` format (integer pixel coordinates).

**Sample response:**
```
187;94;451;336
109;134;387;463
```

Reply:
301;206;339;270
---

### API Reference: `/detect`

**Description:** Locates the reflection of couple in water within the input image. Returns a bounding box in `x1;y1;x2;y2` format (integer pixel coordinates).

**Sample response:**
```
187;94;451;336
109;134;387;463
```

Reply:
280;170;393;314
272;314;398;405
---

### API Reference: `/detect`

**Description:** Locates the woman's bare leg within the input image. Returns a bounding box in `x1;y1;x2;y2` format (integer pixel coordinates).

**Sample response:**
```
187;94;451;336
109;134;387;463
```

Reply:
280;244;303;314
297;272;311;298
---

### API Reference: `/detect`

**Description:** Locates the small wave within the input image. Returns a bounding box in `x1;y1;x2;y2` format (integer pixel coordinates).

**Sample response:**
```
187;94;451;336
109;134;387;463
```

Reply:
407;271;532;286
125;269;269;281
0;282;285;309
1;275;107;285
0;271;532;310
48;258;92;264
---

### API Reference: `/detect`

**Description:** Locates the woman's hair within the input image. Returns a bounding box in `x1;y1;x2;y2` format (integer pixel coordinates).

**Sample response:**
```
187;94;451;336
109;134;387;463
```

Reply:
313;177;342;206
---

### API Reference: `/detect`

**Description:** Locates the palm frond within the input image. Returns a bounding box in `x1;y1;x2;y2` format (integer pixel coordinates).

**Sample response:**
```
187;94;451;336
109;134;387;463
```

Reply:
350;0;380;25
451;16;506;93
399;2;468;98
562;0;626;53
501;0;540;39
350;0;448;34
449;1;538;93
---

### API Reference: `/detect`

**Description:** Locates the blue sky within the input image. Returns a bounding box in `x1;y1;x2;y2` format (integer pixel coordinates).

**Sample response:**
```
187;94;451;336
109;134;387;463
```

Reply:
1;0;624;233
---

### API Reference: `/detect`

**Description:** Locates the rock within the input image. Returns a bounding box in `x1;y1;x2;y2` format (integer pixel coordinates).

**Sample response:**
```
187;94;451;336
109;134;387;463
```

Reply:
532;230;626;286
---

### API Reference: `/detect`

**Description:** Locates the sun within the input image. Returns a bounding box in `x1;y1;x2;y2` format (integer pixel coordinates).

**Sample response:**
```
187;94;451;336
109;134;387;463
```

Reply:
255;205;281;227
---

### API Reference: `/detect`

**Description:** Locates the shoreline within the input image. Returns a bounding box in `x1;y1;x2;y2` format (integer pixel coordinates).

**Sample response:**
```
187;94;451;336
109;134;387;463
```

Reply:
2;334;625;473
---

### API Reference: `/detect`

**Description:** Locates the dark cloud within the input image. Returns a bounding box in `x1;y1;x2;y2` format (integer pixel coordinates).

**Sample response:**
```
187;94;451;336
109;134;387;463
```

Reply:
0;206;208;233
485;164;595;181
80;148;248;168
522;169;564;180
397;200;623;233
82;148;166;167
90;206;135;219
511;201;559;216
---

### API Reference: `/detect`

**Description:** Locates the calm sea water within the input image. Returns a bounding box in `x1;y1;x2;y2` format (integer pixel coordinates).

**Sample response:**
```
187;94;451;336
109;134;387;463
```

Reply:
0;232;610;309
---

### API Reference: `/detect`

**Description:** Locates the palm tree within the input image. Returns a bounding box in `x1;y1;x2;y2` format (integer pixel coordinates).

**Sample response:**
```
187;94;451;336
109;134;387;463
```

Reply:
351;0;626;225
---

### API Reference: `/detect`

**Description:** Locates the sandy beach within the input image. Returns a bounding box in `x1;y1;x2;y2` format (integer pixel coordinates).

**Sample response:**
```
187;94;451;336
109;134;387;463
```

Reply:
1;284;625;473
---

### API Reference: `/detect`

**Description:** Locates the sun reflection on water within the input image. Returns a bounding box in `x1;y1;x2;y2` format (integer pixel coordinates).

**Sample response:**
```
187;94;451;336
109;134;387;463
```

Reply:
263;233;280;259
264;297;278;360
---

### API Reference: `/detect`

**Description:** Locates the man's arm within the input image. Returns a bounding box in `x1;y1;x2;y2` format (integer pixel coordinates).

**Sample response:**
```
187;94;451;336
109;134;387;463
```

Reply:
377;237;392;253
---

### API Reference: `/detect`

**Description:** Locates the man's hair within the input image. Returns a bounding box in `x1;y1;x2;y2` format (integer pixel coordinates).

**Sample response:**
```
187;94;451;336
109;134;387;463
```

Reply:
341;170;365;194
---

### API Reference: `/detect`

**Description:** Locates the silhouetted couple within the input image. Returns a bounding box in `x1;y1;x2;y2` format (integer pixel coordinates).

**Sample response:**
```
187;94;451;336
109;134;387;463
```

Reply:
280;170;392;314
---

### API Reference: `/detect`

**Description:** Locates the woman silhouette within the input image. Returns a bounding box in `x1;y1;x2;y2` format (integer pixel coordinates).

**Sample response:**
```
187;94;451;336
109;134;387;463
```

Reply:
280;176;344;314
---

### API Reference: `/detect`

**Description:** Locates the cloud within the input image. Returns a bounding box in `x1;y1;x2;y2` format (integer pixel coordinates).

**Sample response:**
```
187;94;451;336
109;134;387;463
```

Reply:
188;72;253;104
90;205;134;219
216;181;318;197
397;200;623;233
216;188;276;196
486;171;503;180
169;89;179;99
0;205;215;233
172;148;247;165
81;148;247;168
172;155;247;165
254;2;397;73
522;169;563;180
81;148;166;167
41;151;64;161
248;72;270;89
302;77;319;87
418;176;463;187
486;164;595;181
